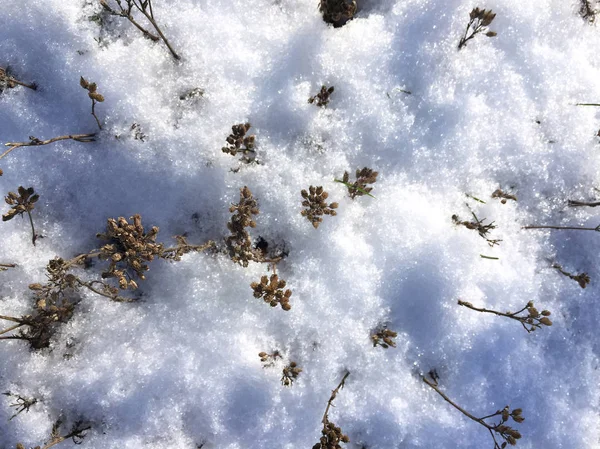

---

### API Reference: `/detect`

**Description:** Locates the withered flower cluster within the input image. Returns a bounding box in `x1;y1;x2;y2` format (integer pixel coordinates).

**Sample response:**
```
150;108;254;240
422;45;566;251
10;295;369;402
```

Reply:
3;186;39;245
0;67;37;92
340;167;378;199
301;186;338;229
371;328;398;348
226;186;260;266
452;213;501;247
251;274;292;311
319;0;357;26
259;350;282;367
552;264;590;289
309;85;335;107
458;299;552;333
80;77;104;129
222;123;256;163
458;8;497;50
281;361;302;386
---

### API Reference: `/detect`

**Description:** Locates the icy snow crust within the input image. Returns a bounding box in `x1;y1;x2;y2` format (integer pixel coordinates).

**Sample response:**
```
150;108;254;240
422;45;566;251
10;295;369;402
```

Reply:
1;0;600;448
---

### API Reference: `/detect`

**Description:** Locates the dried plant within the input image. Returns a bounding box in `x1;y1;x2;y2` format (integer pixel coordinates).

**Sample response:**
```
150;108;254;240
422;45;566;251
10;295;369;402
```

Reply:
458;8;497;50
100;0;180;60
580;0;599;22
1;134;96;163
491;189;517;204
458;299;552;333
568;198;600;207
319;0;357;27
309;85;335;107
0;67;37;92
221;123;256;163
3;186;40;246
251;274;292;311
336;168;378;199
80;77;104;130
312;372;351;449
371;328;397;348
301;186;338;229
452;212;501;247
16;419;91;449
281;361;302;386
0;263;17;272
522;223;600;232
3;391;38;421
226;186;261;266
259;350;282;367
552;264;590;289
423;372;523;449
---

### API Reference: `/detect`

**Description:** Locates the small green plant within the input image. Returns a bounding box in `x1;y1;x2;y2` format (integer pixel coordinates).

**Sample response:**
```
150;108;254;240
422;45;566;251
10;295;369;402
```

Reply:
336;168;378;199
259;350;282;367
251;274;292;311
371;328;398;348
309;85;335;107
458;8;497;50
491;189;517;204
552;264;590;289
301;186;338;229
0;67;37;92
423;371;524;448
319;0;357;27
312;372;350;449
3;391;38;421
458;299;552;333
3;186;39;246
452;212;501;247
100;0;180;60
221;123;256;163
80;77;104;130
16;418;91;449
281;362;302;386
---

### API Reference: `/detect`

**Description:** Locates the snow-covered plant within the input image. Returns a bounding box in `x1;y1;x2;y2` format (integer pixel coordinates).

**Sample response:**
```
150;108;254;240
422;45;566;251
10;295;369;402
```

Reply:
301;186;339;229
250;274;292;311
3;186;39;246
16;419;91;449
80;77;104;130
319;0;357;27
221;123;256;163
371;327;397;348
452;212;502;247
423;371;523;448
0;67;36;92
313;372;350;449
99;0;180;60
336;167;378;199
281;361;302;386
458;8;497;50
225;186;260;266
552;264;590;289
308;85;335;107
458;299;553;332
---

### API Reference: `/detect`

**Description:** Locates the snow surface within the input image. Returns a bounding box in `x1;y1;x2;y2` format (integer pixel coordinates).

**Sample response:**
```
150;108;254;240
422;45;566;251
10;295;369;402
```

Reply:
1;0;600;448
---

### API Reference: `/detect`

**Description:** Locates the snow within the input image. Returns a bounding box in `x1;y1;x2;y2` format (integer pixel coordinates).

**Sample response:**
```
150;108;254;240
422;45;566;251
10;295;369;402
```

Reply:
1;0;600;448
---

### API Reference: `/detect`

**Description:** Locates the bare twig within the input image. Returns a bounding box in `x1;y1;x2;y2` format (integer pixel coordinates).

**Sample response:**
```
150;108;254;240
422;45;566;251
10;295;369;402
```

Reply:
522;224;600;231
0;263;17;272
567;199;600;207
458;299;552;333
1;134;96;161
0;68;37;91
322;372;350;425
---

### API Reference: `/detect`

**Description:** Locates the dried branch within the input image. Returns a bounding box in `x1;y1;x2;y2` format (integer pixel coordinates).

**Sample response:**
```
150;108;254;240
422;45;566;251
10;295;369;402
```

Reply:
522;224;600;232
567;199;600;207
458;299;552;333
0;263;17;272
1;134;96;162
3;391;38;421
552;264;590;289
453;212;501;247
313;371;351;449
423;373;524;448
0;68;37;92
16;419;91;449
80;77;104;130
3;186;40;245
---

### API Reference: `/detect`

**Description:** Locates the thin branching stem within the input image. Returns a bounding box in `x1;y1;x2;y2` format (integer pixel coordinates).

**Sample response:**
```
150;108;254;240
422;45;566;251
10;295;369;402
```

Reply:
1;134;96;161
0;263;17;269
522;224;600;231
322;371;350;424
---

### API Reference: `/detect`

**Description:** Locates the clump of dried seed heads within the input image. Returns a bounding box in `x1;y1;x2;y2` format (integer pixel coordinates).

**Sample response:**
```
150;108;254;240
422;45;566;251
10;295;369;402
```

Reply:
226;186;261;266
0;67;37;92
222;123;256;163
452;212;501;247
313;372;351;449
259;350;282;367
338;167;378;199
458;7;497;50
371;328;398;348
423;371;524;449
281;362;302;386
251;274;292;311
80;77;104;130
491;189;517;204
301;186;338;229
309;85;335;107
458;299;552;333
3;186;39;245
319;0;357;27
552;264;590;289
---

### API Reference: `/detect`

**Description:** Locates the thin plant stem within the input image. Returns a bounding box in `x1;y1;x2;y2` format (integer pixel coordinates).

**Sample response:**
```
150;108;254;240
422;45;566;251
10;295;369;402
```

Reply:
1;134;96;161
522;224;600;231
568;200;600;207
0;323;24;336
91;99;102;130
27;209;37;246
0;263;17;269
322;371;350;424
